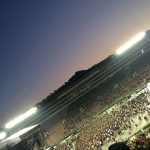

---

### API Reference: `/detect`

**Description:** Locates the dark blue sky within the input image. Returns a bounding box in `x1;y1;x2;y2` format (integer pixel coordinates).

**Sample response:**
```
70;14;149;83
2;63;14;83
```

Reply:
0;0;150;126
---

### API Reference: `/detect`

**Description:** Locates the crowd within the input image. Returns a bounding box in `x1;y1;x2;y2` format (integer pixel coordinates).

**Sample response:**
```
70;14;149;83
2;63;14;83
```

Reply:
53;89;150;149
47;48;150;149
127;128;150;150
64;49;150;131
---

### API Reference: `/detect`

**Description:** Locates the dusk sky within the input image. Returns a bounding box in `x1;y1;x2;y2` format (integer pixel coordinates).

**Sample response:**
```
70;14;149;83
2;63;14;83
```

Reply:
0;0;150;126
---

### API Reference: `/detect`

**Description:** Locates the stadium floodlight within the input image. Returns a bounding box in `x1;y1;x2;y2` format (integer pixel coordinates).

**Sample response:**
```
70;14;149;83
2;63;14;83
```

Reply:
0;131;7;140
5;107;37;129
116;32;145;55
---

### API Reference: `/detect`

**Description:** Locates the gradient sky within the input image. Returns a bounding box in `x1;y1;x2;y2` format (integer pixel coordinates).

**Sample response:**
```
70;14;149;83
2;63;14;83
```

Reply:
0;0;150;127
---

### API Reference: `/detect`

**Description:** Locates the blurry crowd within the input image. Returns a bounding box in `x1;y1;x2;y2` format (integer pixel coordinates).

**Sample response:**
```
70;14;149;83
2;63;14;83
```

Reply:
65;50;150;131
54;91;150;149
127;128;150;150
49;49;150;149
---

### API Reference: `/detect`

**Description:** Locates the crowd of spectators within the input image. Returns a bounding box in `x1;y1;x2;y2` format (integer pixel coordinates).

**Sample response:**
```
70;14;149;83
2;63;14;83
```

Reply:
64;50;150;131
127;128;150;150
54;89;150;149
47;47;150;149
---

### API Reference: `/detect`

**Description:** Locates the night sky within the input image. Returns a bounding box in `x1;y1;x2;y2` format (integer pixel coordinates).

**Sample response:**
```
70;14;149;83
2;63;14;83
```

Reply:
0;0;150;127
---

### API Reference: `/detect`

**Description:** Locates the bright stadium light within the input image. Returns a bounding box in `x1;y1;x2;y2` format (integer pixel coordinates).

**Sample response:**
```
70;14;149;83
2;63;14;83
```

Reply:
0;132;7;140
5;107;37;129
116;32;145;55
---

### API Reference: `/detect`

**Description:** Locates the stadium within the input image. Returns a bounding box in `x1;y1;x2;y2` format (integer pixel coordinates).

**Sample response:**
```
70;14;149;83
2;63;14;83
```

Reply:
1;30;150;149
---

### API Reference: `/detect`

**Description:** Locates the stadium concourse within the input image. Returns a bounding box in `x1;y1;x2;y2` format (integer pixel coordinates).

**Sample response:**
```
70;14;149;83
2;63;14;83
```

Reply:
2;31;150;149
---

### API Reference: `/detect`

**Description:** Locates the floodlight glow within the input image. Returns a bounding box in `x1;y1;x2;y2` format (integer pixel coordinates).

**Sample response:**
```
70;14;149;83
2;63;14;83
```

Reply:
5;107;37;129
116;32;145;55
29;107;37;113
6;124;38;140
0;132;7;140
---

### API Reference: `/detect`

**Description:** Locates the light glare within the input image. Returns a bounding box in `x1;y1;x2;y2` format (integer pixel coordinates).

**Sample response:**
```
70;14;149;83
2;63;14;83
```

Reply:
6;124;38;140
5;107;37;129
116;32;145;55
0;132;7;140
